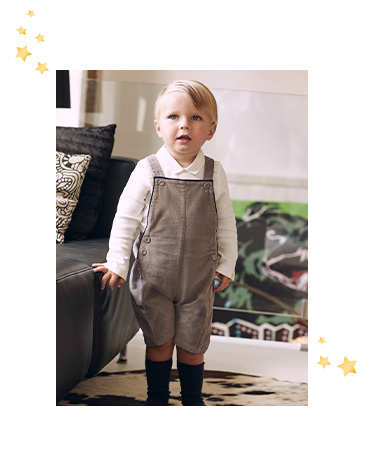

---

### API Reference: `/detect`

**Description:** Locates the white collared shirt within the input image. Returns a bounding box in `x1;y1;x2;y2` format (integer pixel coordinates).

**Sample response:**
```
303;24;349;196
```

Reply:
105;145;238;281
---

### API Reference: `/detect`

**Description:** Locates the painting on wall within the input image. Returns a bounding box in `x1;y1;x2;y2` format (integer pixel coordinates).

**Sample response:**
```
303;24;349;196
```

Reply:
213;200;308;343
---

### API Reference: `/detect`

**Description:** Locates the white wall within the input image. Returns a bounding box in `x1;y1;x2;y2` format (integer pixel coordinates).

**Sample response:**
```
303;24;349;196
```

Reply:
101;70;307;96
56;70;308;203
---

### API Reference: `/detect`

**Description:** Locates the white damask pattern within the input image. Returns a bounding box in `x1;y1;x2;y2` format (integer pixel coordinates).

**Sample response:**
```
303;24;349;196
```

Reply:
56;151;91;243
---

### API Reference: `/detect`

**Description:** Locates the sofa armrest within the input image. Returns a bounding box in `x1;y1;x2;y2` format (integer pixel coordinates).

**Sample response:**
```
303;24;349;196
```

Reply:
56;257;94;403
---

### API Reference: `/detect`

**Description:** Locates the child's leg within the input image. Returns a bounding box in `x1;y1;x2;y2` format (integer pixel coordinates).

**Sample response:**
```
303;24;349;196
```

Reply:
144;338;174;406
176;347;206;406
176;347;204;365
146;338;175;361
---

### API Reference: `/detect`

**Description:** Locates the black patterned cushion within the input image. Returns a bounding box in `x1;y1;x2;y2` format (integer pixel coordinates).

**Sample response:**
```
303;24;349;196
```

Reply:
56;124;116;240
56;151;91;243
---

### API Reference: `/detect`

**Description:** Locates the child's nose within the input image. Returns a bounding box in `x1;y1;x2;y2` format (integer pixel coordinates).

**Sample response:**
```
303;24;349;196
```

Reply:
179;117;190;129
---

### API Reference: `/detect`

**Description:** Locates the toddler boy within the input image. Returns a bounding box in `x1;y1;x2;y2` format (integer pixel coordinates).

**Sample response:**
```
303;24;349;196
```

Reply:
93;80;238;405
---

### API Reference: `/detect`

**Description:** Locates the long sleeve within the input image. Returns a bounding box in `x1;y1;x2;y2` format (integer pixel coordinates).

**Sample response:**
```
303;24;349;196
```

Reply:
213;162;238;280
104;159;152;280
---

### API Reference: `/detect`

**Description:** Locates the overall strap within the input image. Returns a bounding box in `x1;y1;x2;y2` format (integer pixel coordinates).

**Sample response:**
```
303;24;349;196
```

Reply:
203;156;215;180
147;154;165;177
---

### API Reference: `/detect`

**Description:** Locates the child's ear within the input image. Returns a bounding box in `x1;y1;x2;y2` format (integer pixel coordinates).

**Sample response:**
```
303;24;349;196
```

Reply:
154;120;162;138
207;123;217;141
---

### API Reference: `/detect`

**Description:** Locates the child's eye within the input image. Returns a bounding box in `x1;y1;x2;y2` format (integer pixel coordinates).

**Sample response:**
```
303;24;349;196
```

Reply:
168;114;178;120
191;115;202;121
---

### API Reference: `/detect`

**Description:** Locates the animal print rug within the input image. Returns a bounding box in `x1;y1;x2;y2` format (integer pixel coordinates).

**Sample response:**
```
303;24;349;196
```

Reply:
59;369;308;406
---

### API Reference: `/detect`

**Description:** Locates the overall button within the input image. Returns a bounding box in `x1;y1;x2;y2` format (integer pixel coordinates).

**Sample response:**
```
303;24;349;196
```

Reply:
158;180;165;186
210;243;217;250
211;254;218;261
141;248;147;256
144;236;151;243
204;183;211;190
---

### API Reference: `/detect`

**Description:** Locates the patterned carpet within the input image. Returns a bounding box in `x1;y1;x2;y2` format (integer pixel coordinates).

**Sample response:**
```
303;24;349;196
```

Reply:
59;369;308;406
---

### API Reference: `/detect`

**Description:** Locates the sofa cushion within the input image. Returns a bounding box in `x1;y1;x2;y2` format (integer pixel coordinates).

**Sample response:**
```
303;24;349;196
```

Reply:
56;151;91;243
56;237;110;267
56;124;117;241
88;157;137;238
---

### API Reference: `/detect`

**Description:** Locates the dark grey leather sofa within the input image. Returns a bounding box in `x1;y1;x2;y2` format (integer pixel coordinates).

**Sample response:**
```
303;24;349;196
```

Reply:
56;156;139;404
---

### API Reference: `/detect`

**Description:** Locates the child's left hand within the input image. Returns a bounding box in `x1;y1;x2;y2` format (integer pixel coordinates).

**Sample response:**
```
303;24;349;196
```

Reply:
214;272;231;292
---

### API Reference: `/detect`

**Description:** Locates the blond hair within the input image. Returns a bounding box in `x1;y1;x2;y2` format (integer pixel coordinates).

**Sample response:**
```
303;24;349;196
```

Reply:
154;80;218;125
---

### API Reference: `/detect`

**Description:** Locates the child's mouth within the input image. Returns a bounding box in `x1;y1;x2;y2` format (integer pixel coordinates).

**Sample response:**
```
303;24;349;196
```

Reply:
177;135;191;141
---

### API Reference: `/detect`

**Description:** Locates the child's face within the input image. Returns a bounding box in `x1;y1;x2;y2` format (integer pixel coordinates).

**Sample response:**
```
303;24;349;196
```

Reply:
154;92;216;165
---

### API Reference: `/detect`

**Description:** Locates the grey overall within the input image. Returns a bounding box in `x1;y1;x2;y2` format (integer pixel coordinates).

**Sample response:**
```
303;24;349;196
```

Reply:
129;154;218;354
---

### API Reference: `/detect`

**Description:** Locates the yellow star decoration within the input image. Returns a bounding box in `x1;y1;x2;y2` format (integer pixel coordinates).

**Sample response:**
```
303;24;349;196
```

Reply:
318;356;331;369
27;10;35;18
338;357;357;377
36;62;48;75
17;26;27;35
35;33;45;43
318;337;326;344
16;45;32;62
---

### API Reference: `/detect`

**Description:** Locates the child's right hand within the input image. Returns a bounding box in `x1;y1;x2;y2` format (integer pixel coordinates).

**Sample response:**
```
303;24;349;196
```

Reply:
92;264;126;291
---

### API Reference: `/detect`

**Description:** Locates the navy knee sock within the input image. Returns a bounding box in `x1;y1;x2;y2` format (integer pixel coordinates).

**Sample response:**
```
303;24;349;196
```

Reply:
177;361;206;406
145;358;172;406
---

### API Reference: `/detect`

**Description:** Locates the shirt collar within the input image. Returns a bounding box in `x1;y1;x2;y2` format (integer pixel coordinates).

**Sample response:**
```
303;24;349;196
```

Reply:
156;145;205;176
